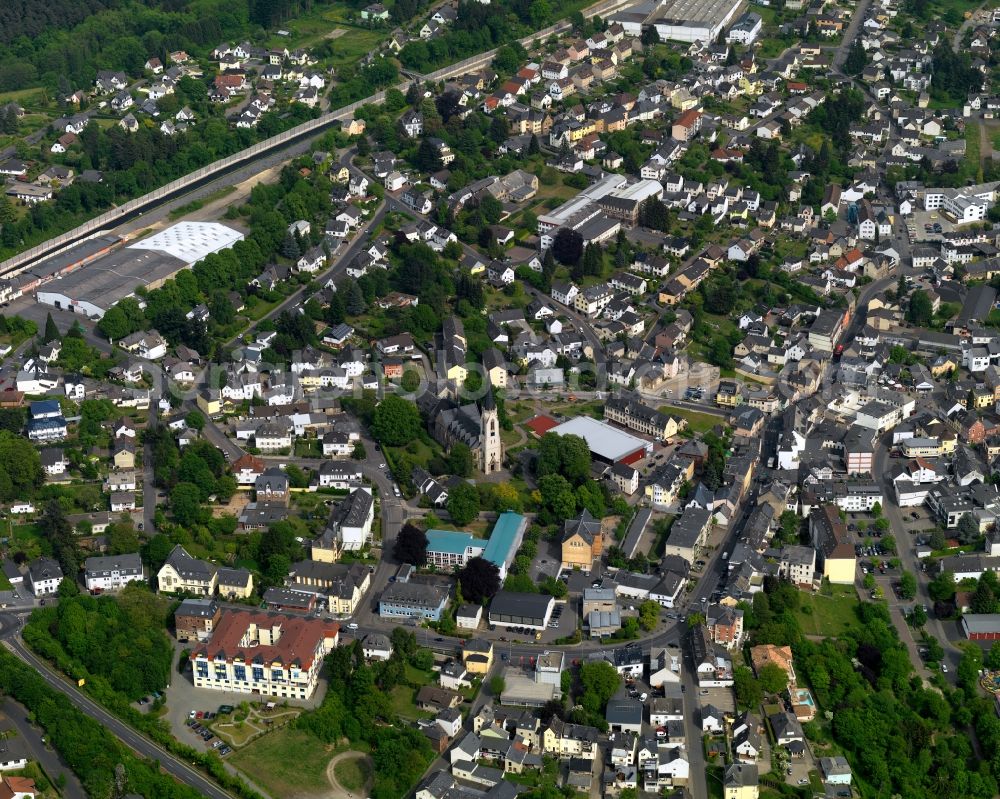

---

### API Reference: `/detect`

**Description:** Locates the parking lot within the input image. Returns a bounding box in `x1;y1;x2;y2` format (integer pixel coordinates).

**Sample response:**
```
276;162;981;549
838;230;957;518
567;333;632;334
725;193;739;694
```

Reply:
185;710;233;757
908;208;956;241
164;643;326;747
697;686;735;714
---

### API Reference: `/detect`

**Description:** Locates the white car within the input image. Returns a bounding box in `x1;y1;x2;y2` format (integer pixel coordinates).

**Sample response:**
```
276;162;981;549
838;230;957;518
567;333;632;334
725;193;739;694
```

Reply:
379;462;386;468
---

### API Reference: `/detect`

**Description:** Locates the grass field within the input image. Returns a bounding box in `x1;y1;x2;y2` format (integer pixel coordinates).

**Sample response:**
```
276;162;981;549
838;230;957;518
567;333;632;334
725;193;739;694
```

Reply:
659;405;723;435
795;587;862;637
230;728;336;797
333;755;372;792
389;684;434;720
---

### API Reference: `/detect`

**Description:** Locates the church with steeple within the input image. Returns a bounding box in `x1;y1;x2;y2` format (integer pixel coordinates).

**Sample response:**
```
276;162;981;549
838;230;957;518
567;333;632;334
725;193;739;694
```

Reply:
428;381;505;475
479;384;502;474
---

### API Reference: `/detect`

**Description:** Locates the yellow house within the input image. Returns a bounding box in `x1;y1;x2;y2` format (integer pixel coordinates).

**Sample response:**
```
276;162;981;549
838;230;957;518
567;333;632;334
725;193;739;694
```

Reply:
332;166;350;182
939;432;957;455
329;581;363;615
973;388;994;409
196;389;221;415
929;356;957;378
716;380;743;408
462;638;494;674
542;719;598;758
112;446;135;470
448;363;468;384
311;533;341;563
669;87;698;110
485;362;507;390
724;763;759;799
810;506;855;585
738;75;763;96
560;509;603;570
569;120;596;141
217;568;254;600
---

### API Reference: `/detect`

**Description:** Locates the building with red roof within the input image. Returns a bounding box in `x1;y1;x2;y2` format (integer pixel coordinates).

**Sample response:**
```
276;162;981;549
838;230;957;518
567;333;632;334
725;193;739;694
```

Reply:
191;609;339;700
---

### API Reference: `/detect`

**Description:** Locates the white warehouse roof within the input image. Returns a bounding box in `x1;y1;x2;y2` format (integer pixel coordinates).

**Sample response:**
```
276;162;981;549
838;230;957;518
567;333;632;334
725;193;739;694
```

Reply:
550;416;651;462
129;221;244;264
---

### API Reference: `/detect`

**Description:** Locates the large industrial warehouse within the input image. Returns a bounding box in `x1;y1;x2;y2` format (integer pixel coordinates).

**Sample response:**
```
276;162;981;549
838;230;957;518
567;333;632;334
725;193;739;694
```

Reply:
610;0;745;43
35;221;244;319
549;416;653;465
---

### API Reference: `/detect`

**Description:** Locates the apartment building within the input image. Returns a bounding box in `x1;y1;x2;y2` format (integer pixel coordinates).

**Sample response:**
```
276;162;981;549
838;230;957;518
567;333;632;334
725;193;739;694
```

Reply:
84;553;145;592
604;393;681;440
191;610;340;700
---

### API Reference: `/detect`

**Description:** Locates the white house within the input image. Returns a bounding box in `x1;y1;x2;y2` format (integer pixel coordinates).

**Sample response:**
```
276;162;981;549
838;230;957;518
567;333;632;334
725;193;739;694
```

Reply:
27;557;64;595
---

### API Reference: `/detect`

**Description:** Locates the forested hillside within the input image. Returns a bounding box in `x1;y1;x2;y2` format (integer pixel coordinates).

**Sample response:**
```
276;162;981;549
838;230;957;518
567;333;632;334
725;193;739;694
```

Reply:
0;0;322;91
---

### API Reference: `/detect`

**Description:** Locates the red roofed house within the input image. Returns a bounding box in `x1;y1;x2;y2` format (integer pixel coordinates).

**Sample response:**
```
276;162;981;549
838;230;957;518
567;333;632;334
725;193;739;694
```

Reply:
232;453;266;486
191;609;340;699
0;776;37;799
711;148;744;163
672;109;702;141
214;73;248;94
834;248;864;272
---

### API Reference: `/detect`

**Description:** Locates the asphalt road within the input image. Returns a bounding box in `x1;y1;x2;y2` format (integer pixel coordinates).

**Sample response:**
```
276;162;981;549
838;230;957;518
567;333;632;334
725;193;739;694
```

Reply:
871;440;964;681
1;695;86;799
0;613;237;799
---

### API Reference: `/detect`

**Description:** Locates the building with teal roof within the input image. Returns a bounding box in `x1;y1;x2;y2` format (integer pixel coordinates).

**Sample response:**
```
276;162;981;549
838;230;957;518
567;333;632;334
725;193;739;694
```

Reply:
483;512;527;579
425;529;485;571
422;512;527;577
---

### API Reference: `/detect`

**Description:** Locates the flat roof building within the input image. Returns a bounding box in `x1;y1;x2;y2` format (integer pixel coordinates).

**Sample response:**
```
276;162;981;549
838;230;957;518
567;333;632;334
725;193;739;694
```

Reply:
610;0;744;43
489;591;555;631
550;415;652;465
37;221;243;319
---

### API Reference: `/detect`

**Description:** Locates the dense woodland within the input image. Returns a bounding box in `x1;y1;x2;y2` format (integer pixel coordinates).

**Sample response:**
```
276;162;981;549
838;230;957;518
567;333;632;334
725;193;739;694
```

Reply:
0;0;326;89
399;0;582;73
0;650;212;799
24;586;175;701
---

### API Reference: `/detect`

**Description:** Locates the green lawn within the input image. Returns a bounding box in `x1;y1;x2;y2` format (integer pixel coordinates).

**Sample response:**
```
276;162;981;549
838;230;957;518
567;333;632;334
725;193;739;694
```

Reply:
294;438;323;458
385;436;443;472
333;755;372;792
794;588;862;637
388;685;434;720
229;728;338;797
659;405;722;435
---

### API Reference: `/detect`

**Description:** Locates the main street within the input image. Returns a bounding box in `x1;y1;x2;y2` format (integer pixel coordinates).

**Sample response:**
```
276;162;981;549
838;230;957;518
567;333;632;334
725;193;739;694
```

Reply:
871;440;964;681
